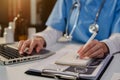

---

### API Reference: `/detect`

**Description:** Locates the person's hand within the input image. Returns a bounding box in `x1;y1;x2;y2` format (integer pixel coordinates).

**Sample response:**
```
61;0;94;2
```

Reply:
18;37;46;54
77;40;109;58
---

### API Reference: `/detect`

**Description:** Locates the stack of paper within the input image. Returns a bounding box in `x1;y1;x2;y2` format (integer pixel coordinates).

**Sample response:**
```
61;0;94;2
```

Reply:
55;53;92;67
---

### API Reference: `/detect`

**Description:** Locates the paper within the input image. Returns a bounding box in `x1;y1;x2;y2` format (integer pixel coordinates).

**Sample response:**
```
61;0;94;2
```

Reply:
55;53;92;67
28;44;83;70
111;73;120;80
25;43;113;80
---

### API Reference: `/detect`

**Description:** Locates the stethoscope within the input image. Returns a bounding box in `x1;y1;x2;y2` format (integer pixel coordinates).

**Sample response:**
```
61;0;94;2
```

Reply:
58;0;106;42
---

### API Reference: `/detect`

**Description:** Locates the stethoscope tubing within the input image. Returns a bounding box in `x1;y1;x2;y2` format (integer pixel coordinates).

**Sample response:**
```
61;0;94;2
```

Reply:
65;1;80;37
69;2;80;37
65;0;106;39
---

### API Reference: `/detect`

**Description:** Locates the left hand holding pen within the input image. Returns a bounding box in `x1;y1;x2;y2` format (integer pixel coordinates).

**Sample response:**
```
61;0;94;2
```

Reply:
78;40;109;58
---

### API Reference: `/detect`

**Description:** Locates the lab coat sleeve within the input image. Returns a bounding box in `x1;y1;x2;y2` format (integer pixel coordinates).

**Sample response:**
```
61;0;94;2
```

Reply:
33;27;63;48
102;33;120;54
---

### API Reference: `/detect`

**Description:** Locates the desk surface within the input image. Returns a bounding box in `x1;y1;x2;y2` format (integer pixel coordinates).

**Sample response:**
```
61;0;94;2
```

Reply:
0;38;120;80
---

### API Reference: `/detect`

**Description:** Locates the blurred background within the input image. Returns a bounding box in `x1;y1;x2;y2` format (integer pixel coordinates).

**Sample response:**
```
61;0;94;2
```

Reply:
0;0;56;37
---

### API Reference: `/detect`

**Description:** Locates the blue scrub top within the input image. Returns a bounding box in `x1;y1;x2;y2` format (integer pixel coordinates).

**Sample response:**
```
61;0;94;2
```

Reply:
46;0;120;43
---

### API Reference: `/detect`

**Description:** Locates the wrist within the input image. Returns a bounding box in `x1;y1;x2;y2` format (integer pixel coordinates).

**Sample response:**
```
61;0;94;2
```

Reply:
101;42;109;55
36;36;46;47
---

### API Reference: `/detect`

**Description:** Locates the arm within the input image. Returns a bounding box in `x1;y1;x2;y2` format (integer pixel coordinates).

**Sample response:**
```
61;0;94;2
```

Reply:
78;33;120;58
102;33;120;54
77;0;120;58
18;27;63;54
34;26;63;47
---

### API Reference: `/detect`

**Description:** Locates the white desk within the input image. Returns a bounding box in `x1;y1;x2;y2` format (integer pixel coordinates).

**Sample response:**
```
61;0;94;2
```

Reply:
0;38;120;80
101;53;120;80
0;38;71;80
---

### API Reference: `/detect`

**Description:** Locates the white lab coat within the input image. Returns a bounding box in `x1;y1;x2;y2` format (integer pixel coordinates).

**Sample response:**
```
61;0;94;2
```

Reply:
102;33;120;54
34;27;120;55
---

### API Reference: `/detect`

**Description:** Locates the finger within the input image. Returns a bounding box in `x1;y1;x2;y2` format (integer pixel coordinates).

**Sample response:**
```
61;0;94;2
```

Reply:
96;52;104;58
80;40;98;57
88;48;104;58
35;39;44;53
19;39;31;54
83;43;101;57
18;40;24;50
77;46;84;58
28;39;37;54
77;46;83;54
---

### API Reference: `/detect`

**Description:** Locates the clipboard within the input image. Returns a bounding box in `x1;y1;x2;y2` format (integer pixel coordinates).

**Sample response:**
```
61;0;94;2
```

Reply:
25;54;113;80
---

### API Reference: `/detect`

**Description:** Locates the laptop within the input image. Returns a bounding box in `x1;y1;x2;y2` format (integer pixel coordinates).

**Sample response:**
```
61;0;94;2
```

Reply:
0;43;55;65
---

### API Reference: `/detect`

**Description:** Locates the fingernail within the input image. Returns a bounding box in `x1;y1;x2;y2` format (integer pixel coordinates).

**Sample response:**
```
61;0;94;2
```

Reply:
37;50;39;53
36;49;38;52
19;51;23;54
27;49;31;54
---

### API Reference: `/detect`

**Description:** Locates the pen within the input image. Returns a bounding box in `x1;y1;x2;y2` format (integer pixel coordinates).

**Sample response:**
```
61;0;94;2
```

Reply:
83;32;97;48
76;32;97;59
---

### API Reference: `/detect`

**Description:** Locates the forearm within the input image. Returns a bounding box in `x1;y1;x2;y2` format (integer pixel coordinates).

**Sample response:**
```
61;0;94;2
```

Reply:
34;26;63;48
102;33;120;54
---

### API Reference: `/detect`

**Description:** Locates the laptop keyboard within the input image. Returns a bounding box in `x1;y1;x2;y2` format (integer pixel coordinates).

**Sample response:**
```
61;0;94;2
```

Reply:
0;44;20;59
0;44;55;65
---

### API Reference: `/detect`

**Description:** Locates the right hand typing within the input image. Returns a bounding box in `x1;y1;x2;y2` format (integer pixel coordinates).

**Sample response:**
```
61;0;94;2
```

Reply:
18;37;46;54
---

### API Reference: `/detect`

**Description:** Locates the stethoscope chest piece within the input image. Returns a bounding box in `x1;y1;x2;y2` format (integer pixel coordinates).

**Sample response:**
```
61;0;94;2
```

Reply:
89;24;99;33
58;0;105;43
58;34;72;42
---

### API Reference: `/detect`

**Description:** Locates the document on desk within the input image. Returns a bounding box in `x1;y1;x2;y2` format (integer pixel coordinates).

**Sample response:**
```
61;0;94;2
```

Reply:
25;44;83;72
111;73;120;80
55;53;92;67
25;44;114;80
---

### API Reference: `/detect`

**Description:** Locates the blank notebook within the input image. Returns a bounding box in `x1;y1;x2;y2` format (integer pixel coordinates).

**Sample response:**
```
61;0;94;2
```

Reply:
55;53;92;67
